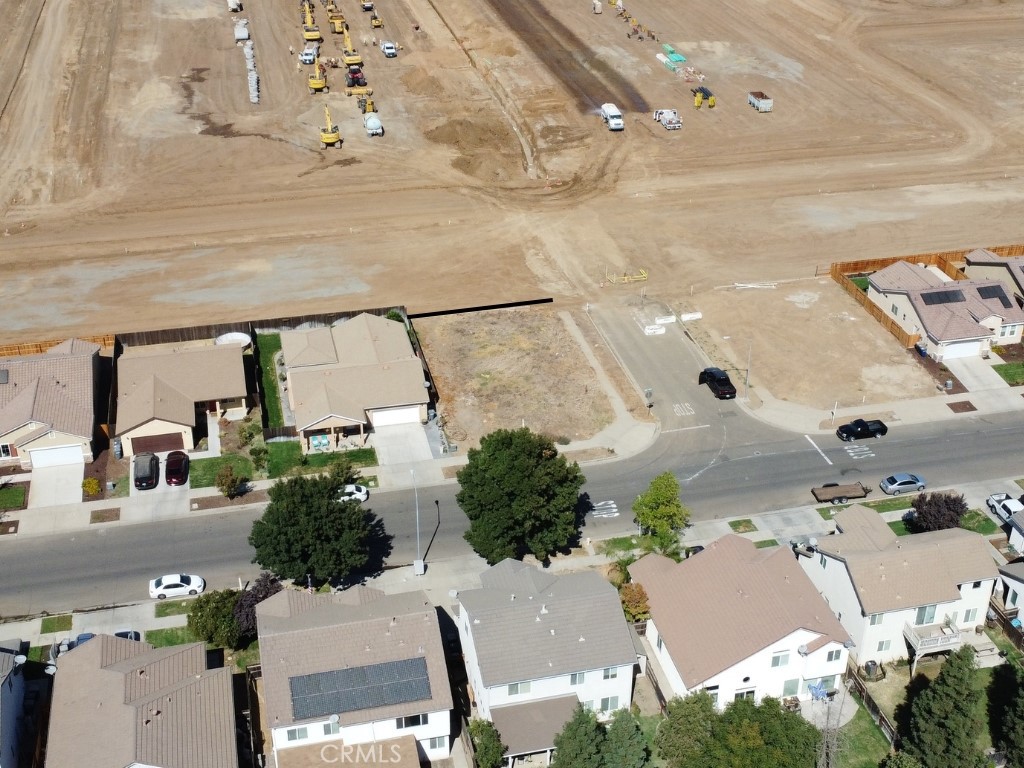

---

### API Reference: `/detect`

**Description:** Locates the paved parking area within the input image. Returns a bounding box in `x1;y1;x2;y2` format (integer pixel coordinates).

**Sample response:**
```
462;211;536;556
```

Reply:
28;463;85;508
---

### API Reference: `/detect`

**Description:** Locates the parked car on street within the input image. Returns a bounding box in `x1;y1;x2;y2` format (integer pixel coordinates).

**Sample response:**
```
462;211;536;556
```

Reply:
987;493;1024;523
879;473;926;496
149;574;206;600
698;367;737;399
164;450;190;486
836;418;888;441
338;484;370;503
133;452;159;490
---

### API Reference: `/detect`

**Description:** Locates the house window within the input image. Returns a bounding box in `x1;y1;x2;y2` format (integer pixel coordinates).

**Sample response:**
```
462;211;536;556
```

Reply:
783;679;799;697
877;640;891;652
827;650;841;663
1011;590;1019;608
771;652;789;668
819;554;827;569
429;736;447;750
323;722;340;736
600;696;620;712
704;686;719;705
734;690;755;701
915;604;937;626
869;613;883;626
603;667;618;680
0;444;10;458
286;727;308;742
583;700;594;711
656;635;663;652
397;715;426;729
964;608;978;623
891;304;898;316
508;681;531;696
973;581;982;589
817;676;837;691
570;672;585;686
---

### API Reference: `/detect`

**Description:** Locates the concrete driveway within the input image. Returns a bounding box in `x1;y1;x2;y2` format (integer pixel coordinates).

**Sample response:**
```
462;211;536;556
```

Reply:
369;424;433;465
944;357;1010;391
28;462;85;508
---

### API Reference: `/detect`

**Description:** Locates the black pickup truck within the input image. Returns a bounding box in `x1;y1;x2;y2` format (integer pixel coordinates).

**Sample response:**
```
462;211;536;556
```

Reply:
836;418;887;441
699;367;737;399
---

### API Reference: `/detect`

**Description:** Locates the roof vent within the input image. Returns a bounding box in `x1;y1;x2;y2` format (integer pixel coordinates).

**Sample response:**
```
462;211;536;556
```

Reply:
0;370;8;384
808;538;819;548
536;616;541;622
843;640;855;649
511;593;516;602
578;635;585;643
541;604;548;614
550;629;555;636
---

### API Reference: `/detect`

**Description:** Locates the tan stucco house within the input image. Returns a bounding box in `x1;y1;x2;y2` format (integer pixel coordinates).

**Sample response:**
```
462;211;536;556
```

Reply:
0;338;100;469
115;342;250;456
280;313;429;453
964;249;1024;306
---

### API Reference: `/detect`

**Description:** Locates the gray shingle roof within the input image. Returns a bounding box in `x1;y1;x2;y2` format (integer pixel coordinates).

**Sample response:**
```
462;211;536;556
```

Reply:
458;560;636;688
490;695;579;757
256;588;452;729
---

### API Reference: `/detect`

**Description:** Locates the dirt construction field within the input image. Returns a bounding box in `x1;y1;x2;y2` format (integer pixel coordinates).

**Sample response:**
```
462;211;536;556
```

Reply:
1;0;1023;406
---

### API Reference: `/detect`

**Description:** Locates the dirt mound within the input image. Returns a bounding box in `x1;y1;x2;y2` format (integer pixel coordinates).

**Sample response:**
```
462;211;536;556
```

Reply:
401;69;445;98
426;116;522;180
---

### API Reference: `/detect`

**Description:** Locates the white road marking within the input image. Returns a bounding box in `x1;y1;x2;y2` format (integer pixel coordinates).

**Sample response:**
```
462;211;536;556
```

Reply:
845;445;874;460
592;500;619;518
672;402;695;417
662;425;711;433
805;435;834;465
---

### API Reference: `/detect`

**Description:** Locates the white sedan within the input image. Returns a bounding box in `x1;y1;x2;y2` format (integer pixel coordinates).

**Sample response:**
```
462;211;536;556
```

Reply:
149;574;206;600
338;484;370;503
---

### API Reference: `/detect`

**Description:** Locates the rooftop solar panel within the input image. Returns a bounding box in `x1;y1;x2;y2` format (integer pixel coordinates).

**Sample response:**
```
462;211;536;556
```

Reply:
977;285;1012;308
289;657;432;721
921;289;965;306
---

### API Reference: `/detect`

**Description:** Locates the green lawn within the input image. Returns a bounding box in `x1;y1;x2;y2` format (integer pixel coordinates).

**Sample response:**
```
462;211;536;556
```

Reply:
729;518;757;533
987;628;1024;669
960;509;998;536
818;508;835;520
993;362;1024;386
636;714;666;768
27;645;48;662
850;276;871;292
229;640;261;672
754;539;779;549
145;626;198;647
190;454;255;488
257;333;284;427
888;520;911;536
40;614;72;634
839;703;891;768
267;441;378;477
0;484;26;510
599;535;646;556
155;600;193;618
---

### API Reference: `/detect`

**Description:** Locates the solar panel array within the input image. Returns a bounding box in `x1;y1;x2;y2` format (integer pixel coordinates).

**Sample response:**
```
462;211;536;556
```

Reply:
921;289;965;306
977;285;1012;309
289;657;432;721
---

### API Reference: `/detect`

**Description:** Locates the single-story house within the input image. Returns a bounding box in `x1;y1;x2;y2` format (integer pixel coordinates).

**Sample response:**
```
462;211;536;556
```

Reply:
628;536;851;709
115;341;249;456
456;559;638;765
280;313;429;453
867;260;1024;360
45;635;238;768
0;639;25;768
256;587;452;765
964;249;1024;307
797;506;997;669
0;338;100;469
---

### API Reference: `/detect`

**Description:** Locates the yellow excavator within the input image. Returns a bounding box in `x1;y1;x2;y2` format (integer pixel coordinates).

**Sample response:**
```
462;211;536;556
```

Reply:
302;0;321;41
341;25;363;66
319;105;341;147
370;11;383;28
308;56;328;94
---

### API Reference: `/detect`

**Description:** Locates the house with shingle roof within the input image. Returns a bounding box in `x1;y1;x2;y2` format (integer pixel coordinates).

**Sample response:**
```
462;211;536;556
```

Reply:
797;506;998;667
0;338;100;469
628;536;850;709
964;249;1024;306
996;560;1024;616
0;639;25;768
115;341;250;456
279;314;429;454
255;587;452;766
456;559;638;763
866;260;1024;360
44;635;238;768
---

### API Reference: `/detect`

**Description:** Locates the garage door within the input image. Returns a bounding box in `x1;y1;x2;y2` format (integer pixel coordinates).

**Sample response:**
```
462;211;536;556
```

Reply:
369;405;421;427
29;445;84;468
941;341;981;360
131;434;184;453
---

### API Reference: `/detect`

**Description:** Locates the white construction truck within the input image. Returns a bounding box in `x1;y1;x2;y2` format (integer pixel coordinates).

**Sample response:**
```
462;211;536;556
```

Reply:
600;103;624;131
653;109;681;130
363;112;383;136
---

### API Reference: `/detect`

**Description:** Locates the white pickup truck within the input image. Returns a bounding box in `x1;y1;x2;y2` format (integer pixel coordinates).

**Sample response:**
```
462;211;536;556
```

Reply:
987;492;1024;523
300;42;320;65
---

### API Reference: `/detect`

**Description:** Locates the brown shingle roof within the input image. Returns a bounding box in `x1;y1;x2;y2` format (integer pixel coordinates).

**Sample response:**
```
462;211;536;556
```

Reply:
276;735;421;768
256;588;452;729
490;695;579;757
45;636;238;768
628;536;850;689
116;375;196;433
817;506;999;614
869;260;946;292
0;340;98;440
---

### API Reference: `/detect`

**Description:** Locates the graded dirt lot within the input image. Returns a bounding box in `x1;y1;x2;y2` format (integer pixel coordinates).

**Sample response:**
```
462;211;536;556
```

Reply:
1;0;1022;405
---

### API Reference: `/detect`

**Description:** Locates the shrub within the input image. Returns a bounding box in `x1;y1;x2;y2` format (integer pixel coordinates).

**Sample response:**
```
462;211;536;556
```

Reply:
216;465;242;498
239;420;263;447
82;477;102;496
249;441;269;471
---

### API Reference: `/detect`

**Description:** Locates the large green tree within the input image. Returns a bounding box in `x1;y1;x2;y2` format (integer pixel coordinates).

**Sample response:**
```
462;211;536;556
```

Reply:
1000;666;1024;768
468;719;505;768
552;705;605;768
234;571;283;640
457;428;584;563
249;472;372;581
880;753;924;768
187;589;242;649
602;709;648;768
656;692;717;768
632;472;689;536
905;645;987;768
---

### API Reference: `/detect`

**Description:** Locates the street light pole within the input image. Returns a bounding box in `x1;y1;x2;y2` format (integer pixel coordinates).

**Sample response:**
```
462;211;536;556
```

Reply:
412;469;424;575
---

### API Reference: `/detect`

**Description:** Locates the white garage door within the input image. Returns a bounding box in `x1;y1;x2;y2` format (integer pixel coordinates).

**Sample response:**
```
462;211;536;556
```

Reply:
941;341;981;360
29;445;84;468
370;405;421;427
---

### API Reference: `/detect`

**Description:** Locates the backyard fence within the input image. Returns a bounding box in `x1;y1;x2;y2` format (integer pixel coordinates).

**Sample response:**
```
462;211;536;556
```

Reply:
846;660;899;746
0;334;115;357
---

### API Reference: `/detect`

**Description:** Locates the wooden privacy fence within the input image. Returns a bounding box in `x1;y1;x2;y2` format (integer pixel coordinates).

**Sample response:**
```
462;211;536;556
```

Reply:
833;271;921;349
846;661;899;747
0;334;115;357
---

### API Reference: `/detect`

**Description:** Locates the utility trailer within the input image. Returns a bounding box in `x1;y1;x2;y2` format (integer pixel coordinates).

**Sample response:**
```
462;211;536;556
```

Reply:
748;91;773;112
653;109;681;130
811;482;871;505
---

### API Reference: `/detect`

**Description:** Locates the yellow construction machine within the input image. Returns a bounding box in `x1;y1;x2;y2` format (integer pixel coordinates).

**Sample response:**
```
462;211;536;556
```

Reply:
370;11;383;28
319;105;341;147
308;56;329;93
341;25;363;66
302;1;321;41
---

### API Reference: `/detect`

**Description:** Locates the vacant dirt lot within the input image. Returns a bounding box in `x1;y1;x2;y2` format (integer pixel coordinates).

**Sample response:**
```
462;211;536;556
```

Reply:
0;0;1022;407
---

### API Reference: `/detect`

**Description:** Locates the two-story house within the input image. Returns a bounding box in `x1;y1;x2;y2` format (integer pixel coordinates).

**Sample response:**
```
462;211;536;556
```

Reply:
456;559;638;765
256;587;452;767
797;506;998;671
0;640;25;768
629;536;851;709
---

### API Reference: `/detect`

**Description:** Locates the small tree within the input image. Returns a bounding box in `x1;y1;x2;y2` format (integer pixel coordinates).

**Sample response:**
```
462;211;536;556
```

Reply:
881;753;925;768
601;709;648;768
457;428;585;564
187;589;242;649
619;582;650;622
632;472;689;536
216;465;242;499
234;571;283;640
468;719;505;768
905;645;987;768
907;492;968;533
1001;667;1024;768
552;704;605;768
656;692;718;768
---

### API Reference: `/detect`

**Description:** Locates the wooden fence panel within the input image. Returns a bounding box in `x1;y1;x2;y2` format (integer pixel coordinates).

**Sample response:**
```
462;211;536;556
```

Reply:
0;334;115;358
